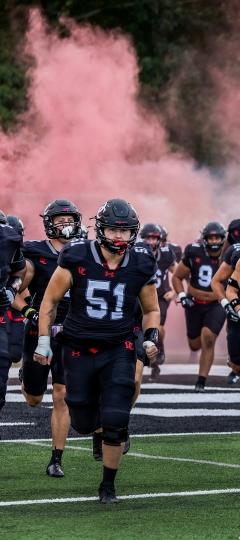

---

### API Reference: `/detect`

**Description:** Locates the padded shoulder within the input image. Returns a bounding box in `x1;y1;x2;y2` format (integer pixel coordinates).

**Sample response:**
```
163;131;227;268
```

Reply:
58;239;88;268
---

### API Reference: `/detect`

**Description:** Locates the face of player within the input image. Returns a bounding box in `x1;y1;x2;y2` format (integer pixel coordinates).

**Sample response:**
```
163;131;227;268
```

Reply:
143;235;159;252
52;214;75;243
104;227;131;242
206;234;223;250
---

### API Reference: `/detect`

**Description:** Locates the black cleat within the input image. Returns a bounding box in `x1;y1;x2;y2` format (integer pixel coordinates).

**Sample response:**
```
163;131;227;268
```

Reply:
195;382;205;393
122;434;130;455
227;371;240;385
92;432;103;461
98;482;119;504
151;362;161;379
18;367;23;383
46;461;64;478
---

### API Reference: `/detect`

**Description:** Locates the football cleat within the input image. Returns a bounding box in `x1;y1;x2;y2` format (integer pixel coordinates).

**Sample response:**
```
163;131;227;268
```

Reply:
151;362;161;379
18;367;23;383
92;432;103;461
122;434;130;455
46;461;64;478
195;382;205;393
98;482;119;504
227;371;240;385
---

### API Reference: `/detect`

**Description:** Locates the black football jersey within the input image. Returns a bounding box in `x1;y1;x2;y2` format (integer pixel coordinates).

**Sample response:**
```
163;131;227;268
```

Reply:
58;239;157;345
155;246;176;297
23;240;70;323
0;224;25;287
182;242;221;291
167;242;182;263
223;244;240;270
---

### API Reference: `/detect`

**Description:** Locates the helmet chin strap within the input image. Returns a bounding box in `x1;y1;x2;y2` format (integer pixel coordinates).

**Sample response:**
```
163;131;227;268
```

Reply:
61;225;74;238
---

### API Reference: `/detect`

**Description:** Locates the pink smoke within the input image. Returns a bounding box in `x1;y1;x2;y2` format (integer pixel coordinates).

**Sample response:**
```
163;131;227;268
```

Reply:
0;9;219;242
0;10;233;356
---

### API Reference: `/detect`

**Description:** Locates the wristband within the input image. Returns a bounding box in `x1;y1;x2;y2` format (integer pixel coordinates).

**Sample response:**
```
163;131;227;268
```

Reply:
220;298;229;308
143;328;159;347
177;292;186;301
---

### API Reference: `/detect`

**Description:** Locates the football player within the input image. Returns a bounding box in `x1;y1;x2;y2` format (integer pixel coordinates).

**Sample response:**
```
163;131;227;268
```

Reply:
34;199;160;504
172;221;226;392
0;210;26;412
139;223;177;373
211;218;240;384
14;199;82;477
225;259;240;375
6;215;25;365
159;225;182;262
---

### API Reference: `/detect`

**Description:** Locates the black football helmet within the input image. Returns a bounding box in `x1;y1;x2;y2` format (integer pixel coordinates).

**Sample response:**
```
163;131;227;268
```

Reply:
40;199;81;239
201;221;226;253
78;224;88;239
158;225;168;243
0;210;7;224
95;198;139;253
7;215;24;238
139;223;162;242
227;219;240;245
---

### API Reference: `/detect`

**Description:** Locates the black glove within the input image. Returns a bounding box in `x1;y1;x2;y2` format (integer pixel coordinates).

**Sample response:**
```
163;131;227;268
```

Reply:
221;300;239;323
21;305;39;327
178;293;195;309
0;287;12;313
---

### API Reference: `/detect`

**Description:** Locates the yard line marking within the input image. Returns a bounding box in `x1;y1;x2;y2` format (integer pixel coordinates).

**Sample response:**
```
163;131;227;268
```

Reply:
137;393;240;403
132;408;240;417
141;384;240;391
22;441;240;470
0;422;35;426
1;431;240;443
1;488;240;507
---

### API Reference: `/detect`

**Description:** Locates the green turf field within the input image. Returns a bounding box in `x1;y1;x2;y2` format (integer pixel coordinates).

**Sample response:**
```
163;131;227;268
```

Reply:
1;434;240;540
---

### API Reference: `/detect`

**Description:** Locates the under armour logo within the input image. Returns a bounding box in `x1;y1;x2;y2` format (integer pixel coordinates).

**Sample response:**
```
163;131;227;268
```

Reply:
105;271;115;278
124;341;134;351
71;350;81;357
77;266;86;275
39;257;47;265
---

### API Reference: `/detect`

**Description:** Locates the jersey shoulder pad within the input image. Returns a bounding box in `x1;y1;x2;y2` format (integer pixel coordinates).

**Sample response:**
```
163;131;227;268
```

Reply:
58;239;88;268
134;241;152;255
23;240;47;258
131;247;157;279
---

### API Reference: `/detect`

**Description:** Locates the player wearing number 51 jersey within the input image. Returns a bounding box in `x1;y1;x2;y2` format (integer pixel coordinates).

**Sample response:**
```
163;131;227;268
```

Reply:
172;221;226;392
34;199;160;504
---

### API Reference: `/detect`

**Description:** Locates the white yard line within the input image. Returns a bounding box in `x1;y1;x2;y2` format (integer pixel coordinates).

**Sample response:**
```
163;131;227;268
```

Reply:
0;422;35;426
21;440;240;470
132;408;240;417
1;488;240;507
1;431;240;443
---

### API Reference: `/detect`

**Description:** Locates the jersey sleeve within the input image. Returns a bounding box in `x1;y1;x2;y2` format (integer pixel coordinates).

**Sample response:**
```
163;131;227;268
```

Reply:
230;248;240;270
10;248;26;273
58;240;86;270
134;249;157;286
223;245;235;265
181;244;193;268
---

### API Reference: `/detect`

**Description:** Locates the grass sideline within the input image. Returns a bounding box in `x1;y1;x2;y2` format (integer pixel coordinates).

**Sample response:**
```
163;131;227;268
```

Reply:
1;434;240;540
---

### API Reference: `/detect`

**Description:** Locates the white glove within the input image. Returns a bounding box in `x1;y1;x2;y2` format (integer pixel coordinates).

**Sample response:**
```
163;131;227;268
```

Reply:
34;336;53;362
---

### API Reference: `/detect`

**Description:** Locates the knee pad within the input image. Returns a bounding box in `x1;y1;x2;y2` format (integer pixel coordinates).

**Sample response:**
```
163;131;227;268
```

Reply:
66;399;99;435
102;427;128;446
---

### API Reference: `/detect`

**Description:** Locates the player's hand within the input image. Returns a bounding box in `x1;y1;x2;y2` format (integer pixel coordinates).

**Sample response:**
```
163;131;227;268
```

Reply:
163;290;175;302
177;292;195;309
221;299;239;323
143;340;158;362
33;336;53;365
